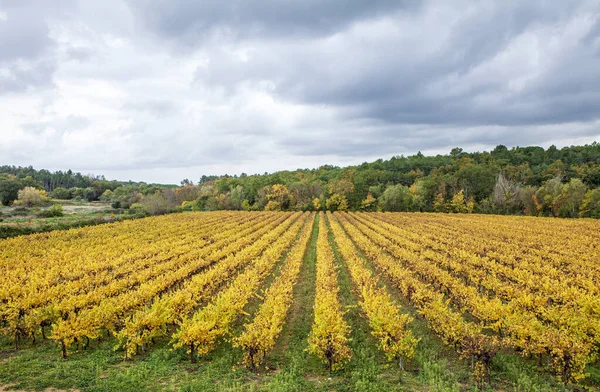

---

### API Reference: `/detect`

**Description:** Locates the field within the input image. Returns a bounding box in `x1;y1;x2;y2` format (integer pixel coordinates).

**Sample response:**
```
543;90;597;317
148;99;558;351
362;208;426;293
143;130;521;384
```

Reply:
1;211;599;391
0;200;136;239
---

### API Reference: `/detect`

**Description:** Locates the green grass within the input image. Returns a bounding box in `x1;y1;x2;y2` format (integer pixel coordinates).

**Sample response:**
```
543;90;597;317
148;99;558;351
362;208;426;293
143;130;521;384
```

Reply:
0;334;278;392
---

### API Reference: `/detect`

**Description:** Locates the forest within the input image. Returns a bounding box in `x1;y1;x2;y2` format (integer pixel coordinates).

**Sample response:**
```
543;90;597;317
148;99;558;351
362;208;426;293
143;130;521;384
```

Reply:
2;143;600;218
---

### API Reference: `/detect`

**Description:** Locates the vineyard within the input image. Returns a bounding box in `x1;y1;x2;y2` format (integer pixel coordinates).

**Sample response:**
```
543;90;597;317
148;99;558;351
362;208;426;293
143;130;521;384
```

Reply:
1;211;599;391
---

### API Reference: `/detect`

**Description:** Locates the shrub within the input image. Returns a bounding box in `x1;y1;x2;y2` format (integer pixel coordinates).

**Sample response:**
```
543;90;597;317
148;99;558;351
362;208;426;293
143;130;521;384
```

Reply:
38;204;64;218
129;202;145;214
181;200;195;211
99;189;114;202
11;207;30;216
264;200;281;211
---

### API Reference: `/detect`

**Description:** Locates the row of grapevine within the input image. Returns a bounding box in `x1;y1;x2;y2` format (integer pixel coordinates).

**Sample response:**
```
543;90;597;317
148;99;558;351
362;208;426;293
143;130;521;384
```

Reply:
0;212;244;287
2;210;599;389
116;212;303;358
2;212;260;350
371;213;600;331
233;212;315;369
334;212;500;387
306;213;352;371
379;212;600;279
375;212;600;290
172;212;312;362
326;213;418;369
49;213;297;358
340;212;600;385
0;212;256;311
353;213;600;382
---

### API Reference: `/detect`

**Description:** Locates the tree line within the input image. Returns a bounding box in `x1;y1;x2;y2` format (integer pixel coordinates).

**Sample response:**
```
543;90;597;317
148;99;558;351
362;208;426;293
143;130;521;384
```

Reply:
1;143;600;218
180;143;600;218
0;166;177;213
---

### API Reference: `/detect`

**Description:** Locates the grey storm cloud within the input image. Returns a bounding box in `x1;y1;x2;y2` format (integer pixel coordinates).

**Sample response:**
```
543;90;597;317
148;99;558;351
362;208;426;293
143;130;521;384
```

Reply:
126;0;418;43
184;0;600;127
0;0;599;183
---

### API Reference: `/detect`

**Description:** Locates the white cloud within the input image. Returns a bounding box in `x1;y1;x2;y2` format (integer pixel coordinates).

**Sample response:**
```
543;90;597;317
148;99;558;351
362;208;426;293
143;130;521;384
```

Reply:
0;0;598;183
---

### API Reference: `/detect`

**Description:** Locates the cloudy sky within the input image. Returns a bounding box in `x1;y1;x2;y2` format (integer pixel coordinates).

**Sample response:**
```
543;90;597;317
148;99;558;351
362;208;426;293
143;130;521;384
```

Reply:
1;1;599;184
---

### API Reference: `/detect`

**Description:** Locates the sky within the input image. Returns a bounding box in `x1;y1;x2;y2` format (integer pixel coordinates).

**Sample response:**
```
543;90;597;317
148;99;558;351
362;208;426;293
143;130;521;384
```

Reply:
1;1;599;184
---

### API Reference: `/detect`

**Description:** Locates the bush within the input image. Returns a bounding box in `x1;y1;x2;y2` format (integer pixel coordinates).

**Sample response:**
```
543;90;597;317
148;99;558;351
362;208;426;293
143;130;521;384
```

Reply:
264;200;281;211
181;200;195;211
129;202;145;214
0;225;39;238
11;207;30;216
111;200;122;209
38;204;64;218
99;189;114;202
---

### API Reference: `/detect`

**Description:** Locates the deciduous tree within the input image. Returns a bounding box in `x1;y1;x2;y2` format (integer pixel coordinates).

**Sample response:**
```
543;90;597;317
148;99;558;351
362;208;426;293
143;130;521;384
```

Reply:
14;187;49;207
